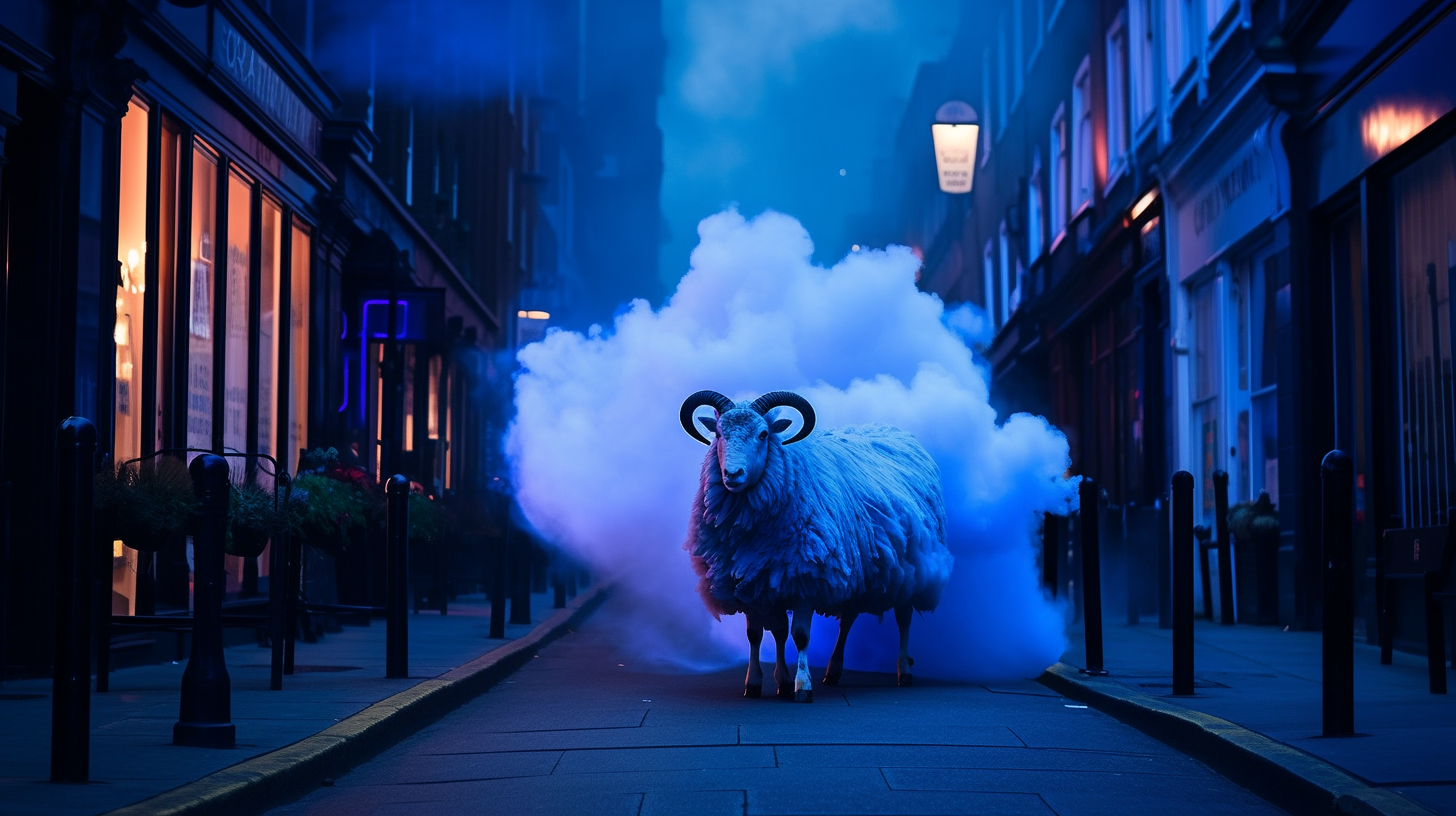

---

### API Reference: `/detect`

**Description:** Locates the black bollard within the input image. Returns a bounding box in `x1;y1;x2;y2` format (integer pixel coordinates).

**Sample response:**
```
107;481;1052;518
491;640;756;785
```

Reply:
1042;514;1060;598
1213;471;1234;625
553;562;567;609
490;492;508;639
1079;479;1107;676
510;536;532;625
1173;471;1195;696
1124;503;1138;626
1321;451;1355;735
52;418;95;782
385;475;410;678
175;454;235;748
1158;494;1172;630
268;475;288;691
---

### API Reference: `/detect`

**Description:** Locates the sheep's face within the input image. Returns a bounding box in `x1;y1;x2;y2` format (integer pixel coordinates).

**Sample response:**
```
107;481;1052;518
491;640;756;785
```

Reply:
701;408;792;493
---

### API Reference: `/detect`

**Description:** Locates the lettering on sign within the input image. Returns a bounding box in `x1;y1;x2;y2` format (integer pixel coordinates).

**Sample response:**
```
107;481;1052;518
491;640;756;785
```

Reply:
1193;151;1261;238
214;15;320;155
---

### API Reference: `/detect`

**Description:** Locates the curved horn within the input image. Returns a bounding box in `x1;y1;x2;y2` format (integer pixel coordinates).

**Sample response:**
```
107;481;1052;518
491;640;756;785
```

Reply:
679;390;736;445
749;391;816;444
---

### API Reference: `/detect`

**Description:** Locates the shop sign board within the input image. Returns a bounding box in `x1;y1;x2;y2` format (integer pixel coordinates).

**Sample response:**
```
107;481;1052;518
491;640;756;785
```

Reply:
1177;126;1279;281
213;15;321;156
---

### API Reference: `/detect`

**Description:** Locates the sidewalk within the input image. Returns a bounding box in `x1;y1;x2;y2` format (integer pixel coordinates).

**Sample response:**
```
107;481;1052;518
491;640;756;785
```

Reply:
0;589;596;816
1049;617;1456;815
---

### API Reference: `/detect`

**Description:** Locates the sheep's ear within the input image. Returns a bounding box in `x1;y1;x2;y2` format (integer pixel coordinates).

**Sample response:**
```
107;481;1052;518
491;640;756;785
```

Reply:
699;416;718;435
770;418;792;434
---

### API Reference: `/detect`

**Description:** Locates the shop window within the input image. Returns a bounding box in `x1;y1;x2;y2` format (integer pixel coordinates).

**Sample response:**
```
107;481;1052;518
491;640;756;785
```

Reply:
1391;137;1456;527
112;96;149;616
187;144;218;451
155;119;181;453
1191;275;1222;523
1251;252;1279;504
287;221;311;474
115;97;148;466
223;170;252;465
258;197;283;473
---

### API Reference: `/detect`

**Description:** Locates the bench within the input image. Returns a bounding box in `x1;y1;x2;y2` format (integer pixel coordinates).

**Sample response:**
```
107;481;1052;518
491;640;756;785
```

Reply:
1380;517;1456;693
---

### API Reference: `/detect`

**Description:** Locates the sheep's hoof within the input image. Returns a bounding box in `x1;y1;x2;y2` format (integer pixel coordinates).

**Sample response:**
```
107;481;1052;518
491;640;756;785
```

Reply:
821;670;841;686
897;674;914;688
744;684;762;698
794;688;814;703
776;684;794;701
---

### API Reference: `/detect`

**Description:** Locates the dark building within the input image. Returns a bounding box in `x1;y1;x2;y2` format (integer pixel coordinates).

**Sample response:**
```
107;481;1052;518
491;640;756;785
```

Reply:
875;0;1456;648
0;0;663;678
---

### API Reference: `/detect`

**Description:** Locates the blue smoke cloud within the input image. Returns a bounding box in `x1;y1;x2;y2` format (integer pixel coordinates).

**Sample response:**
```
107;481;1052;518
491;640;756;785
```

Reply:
508;210;1077;681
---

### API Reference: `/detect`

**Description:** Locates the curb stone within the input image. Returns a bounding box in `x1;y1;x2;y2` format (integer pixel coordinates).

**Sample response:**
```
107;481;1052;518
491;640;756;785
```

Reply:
1036;662;1438;816
104;584;610;816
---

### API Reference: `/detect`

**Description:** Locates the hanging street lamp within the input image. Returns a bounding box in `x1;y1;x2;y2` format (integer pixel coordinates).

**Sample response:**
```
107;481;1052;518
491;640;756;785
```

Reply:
932;101;980;194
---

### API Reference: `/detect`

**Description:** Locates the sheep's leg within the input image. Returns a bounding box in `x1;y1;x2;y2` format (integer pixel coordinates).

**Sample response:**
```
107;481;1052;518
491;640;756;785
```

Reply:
768;610;792;699
822;613;857;686
895;604;914;687
744;614;764;698
791;604;815;703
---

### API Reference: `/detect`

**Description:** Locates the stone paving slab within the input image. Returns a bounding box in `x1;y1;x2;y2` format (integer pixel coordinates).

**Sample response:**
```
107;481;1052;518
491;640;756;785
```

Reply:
267;599;1288;816
0;590;568;816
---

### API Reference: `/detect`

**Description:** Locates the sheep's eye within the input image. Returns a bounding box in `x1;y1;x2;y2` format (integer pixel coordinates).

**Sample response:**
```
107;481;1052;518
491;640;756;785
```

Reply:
758;430;768;440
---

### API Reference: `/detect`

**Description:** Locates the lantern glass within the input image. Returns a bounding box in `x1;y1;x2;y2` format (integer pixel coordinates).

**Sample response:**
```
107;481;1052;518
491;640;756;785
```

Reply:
932;123;979;194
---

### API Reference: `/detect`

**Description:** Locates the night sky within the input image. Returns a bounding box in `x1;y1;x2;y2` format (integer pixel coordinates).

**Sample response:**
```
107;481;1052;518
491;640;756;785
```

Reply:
657;0;961;291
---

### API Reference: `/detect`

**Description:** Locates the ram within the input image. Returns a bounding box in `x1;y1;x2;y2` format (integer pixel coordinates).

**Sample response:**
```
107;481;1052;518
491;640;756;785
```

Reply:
680;389;952;702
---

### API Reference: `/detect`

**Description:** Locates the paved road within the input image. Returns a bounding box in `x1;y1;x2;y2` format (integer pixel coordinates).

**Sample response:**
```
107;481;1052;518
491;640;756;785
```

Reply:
269;607;1285;816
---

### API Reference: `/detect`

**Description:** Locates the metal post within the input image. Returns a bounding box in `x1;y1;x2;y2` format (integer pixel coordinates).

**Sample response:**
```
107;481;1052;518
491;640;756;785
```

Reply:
1425;571;1449;694
51;417;95;782
268;473;289;691
1158;494;1172;630
1079;479;1106;676
1173;471;1195;696
385;475;410;679
1214;470;1234;625
174;454;235;748
510;535;533;625
1321;450;1354;736
490;492;508;639
1125;503;1138;626
1042;514;1060;598
552;558;567;609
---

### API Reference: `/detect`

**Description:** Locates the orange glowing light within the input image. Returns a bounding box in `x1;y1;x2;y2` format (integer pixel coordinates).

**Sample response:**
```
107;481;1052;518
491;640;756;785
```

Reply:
1362;103;1443;158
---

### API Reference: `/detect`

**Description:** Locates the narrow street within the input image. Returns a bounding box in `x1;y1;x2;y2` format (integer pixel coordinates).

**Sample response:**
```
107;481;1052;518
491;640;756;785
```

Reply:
268;602;1284;816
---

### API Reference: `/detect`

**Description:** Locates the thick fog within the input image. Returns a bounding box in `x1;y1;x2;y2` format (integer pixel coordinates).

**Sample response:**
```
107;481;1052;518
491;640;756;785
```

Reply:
508;210;1077;681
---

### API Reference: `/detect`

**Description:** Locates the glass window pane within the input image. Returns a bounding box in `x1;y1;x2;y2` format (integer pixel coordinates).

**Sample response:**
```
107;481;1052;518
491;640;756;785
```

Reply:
187;145;217;452
115;97;149;467
287;221;311;474
258;198;282;471
156;120;180;453
224;170;252;460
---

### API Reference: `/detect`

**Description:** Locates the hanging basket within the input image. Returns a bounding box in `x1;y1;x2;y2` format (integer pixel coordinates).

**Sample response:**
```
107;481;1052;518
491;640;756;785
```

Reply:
97;456;197;553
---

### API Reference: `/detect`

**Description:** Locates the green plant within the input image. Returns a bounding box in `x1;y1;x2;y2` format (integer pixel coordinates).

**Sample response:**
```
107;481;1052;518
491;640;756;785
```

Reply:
97;456;198;552
227;483;280;558
408;491;440;545
1228;492;1279;542
291;472;374;555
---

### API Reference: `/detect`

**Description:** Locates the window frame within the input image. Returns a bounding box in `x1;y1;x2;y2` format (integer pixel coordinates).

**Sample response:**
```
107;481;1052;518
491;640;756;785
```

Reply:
1071;55;1095;214
981;48;994;166
1105;12;1130;191
1049;102;1070;247
1128;0;1157;135
1028;148;1045;262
